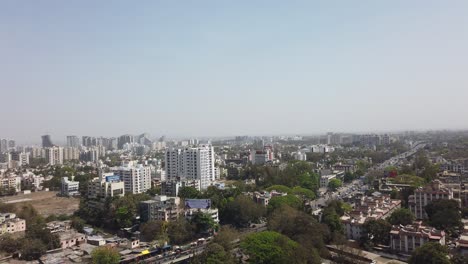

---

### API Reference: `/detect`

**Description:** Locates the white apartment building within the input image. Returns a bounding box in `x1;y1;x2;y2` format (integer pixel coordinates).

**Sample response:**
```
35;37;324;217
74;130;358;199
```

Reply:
112;161;151;194
63;147;80;161
87;172;125;199
165;145;215;190
341;196;401;240
185;208;219;224
161;179;201;197
0;176;21;193
390;221;445;253
61;177;79;196
293;152;307;161
409;180;457;219
140;195;181;222
45;146;64;165
320;174;337;188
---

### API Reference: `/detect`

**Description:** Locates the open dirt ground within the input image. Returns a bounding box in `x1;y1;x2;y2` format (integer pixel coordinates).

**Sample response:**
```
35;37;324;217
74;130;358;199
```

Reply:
0;191;79;216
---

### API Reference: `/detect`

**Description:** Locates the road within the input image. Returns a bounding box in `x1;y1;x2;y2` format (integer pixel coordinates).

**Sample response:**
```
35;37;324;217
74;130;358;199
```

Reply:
310;141;426;210
376;141;426;170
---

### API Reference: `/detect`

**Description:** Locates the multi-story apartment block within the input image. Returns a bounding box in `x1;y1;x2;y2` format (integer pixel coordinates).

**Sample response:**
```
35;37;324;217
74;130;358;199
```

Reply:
0;176;21;193
185;208;219;224
112;161;151;194
165;145;215;190
409;180;457;219
341;195;401;240
320;174;337;188
61;177;79;196
118;134;134;149
66;136;80;148
45;146;63;165
0;213;26;235
87;172;125;199
140;195;181;222
161;179;201;197
390;221;445;253
63;147;80;161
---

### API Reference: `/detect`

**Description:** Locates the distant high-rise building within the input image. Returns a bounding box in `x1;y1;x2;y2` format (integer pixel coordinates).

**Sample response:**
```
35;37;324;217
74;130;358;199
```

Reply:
63;147;80;161
10;151;30;166
8;140;15;148
42;135;54;148
82;136;97;147
0;139;8;153
111;161;151;194
45;146;63;165
118;134;134;149
165;145;215;190
66;136;80;148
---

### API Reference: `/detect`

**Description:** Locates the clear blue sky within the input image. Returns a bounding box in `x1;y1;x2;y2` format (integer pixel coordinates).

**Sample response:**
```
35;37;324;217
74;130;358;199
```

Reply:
1;1;467;143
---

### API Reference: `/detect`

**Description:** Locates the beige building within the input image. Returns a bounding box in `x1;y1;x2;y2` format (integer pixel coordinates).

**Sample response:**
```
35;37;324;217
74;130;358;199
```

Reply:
0;213;26;235
140;195;181;222
409;180;457;219
390;221;445;253
341;195;401;240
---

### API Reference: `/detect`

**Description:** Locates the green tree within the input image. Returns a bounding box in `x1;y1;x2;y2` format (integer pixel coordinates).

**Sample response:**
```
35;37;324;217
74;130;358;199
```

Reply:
0;234;21;253
291;186;316;200
328;179;342;191
343;172;355;183
223;195;265;227
267;195;303;213
212;226;239;252
240;231;305;264
265;185;292;193
26;222;61;250
140;220;165;242
408;242;450;264
71;217;85;233
91;246;121;264
20;239;47;261
178;186;201;199
191;212;217;234
268;204;328;259
425;199;462;232
361;219;392;248
388;208;415;226
167;218;195;245
321;207;344;236
191;243;235;264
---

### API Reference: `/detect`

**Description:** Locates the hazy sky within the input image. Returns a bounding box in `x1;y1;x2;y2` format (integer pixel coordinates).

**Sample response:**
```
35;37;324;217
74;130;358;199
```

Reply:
1;1;468;143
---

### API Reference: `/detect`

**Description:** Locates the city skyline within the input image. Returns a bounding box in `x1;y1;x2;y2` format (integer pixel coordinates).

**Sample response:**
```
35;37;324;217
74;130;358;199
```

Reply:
1;1;468;142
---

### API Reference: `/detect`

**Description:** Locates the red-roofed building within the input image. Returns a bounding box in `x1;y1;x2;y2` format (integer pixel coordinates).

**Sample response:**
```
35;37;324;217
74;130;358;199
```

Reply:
390;221;445;253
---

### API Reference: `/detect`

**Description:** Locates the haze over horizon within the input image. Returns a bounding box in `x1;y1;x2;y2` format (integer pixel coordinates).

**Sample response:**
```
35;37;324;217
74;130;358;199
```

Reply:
1;1;468;143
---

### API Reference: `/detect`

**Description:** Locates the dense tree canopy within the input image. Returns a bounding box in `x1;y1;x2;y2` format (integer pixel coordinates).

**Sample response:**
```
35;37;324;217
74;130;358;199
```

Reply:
425;199;462;232
408;242;450;264
267;195;303;213
223;195;265;227
240;231;306;264
91;246;121;264
328;179;342;191
388;208;415;226
361;219;392;248
178;186;201;199
268;204;328;259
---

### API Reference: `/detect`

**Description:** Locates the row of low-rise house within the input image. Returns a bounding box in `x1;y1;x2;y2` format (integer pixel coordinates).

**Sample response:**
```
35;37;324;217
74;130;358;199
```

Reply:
0;169;48;193
341;195;402;241
340;195;449;255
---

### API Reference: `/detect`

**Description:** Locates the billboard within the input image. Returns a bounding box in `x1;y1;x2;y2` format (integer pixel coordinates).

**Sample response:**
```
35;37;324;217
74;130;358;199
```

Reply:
185;199;211;209
106;175;121;182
